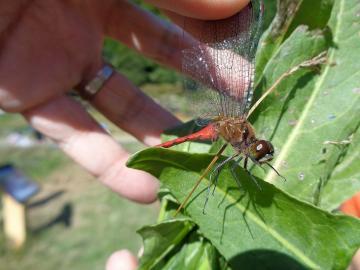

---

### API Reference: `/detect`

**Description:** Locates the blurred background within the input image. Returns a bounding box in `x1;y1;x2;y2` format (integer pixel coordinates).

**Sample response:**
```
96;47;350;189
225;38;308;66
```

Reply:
0;1;183;269
0;1;279;269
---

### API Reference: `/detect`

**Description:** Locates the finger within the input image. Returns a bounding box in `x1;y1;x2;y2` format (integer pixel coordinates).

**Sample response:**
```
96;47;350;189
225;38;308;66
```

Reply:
23;95;158;203
102;0;250;75
350;250;360;270
89;71;180;146
164;1;254;43
106;250;138;270
146;0;250;20
103;0;184;71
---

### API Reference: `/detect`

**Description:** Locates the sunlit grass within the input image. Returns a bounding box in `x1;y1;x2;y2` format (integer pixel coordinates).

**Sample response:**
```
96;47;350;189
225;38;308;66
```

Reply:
0;107;161;269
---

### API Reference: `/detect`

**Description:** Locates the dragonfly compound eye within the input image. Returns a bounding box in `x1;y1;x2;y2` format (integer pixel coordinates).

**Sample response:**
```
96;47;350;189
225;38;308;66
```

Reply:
252;140;274;163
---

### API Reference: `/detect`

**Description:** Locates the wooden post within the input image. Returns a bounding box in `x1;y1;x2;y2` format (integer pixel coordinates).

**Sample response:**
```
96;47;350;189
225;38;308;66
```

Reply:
2;193;26;249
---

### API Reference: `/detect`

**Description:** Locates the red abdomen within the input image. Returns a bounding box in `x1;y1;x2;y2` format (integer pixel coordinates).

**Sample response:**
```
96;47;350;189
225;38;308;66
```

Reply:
157;124;218;148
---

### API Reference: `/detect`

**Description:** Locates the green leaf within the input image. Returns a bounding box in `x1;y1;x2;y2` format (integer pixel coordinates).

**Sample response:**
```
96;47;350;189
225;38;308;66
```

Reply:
286;0;334;34
137;219;195;270
262;0;277;31
161;233;220;270
256;0;334;75
139;198;226;270
321;128;360;210
252;0;360;210
130;1;360;269
103;38;177;85
157;189;188;221
128;148;360;270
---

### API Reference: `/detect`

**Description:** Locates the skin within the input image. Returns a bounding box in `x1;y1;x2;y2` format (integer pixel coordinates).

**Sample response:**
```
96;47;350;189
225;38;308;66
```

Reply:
0;0;250;268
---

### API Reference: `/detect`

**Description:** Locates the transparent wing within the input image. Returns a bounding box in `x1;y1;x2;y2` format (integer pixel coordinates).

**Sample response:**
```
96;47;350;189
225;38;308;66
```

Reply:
181;0;263;124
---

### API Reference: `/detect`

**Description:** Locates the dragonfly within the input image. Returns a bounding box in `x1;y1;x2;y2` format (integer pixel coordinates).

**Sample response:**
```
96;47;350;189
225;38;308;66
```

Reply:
158;0;285;215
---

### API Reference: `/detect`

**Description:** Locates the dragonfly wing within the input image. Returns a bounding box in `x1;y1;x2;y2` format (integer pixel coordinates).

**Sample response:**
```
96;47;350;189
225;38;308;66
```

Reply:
181;0;264;121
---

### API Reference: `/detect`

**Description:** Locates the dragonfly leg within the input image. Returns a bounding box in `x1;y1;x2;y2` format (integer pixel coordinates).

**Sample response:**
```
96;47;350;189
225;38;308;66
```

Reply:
174;143;228;217
209;169;221;197
203;153;239;214
244;157;262;191
230;156;244;190
265;162;287;182
210;154;239;195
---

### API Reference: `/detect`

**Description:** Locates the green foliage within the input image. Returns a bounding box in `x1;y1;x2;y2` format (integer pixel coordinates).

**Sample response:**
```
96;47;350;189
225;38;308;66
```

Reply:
126;0;360;269
103;38;178;86
137;219;195;270
129;148;360;270
131;0;162;16
262;0;277;30
102;1;178;86
256;0;334;75
252;0;360;210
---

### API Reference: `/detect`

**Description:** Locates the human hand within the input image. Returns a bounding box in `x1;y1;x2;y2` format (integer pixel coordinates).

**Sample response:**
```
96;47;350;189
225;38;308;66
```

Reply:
0;0;182;202
0;0;250;200
0;0;249;268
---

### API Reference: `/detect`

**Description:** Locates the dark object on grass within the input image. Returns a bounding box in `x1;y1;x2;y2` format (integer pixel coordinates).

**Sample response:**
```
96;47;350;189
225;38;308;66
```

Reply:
0;164;39;202
0;164;40;249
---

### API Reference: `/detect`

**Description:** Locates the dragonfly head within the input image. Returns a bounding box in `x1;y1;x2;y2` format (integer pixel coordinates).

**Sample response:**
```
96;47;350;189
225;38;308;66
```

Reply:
249;140;274;164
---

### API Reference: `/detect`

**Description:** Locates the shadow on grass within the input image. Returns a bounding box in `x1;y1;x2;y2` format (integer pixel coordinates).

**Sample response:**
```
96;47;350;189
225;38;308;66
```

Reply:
28;191;73;234
31;203;73;234
28;190;65;208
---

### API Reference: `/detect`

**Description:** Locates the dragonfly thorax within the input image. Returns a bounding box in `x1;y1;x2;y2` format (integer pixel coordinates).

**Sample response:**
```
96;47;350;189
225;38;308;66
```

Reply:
215;117;274;164
215;117;256;147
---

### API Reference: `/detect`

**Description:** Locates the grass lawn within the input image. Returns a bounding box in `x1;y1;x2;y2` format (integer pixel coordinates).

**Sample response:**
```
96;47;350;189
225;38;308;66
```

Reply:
0;113;160;270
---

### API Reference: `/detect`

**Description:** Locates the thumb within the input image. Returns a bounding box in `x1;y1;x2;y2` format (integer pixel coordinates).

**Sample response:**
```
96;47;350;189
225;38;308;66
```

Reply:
106;250;138;270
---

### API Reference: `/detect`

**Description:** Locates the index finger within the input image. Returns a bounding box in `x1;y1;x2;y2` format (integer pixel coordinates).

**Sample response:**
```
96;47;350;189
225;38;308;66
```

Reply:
146;0;250;20
23;95;159;204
